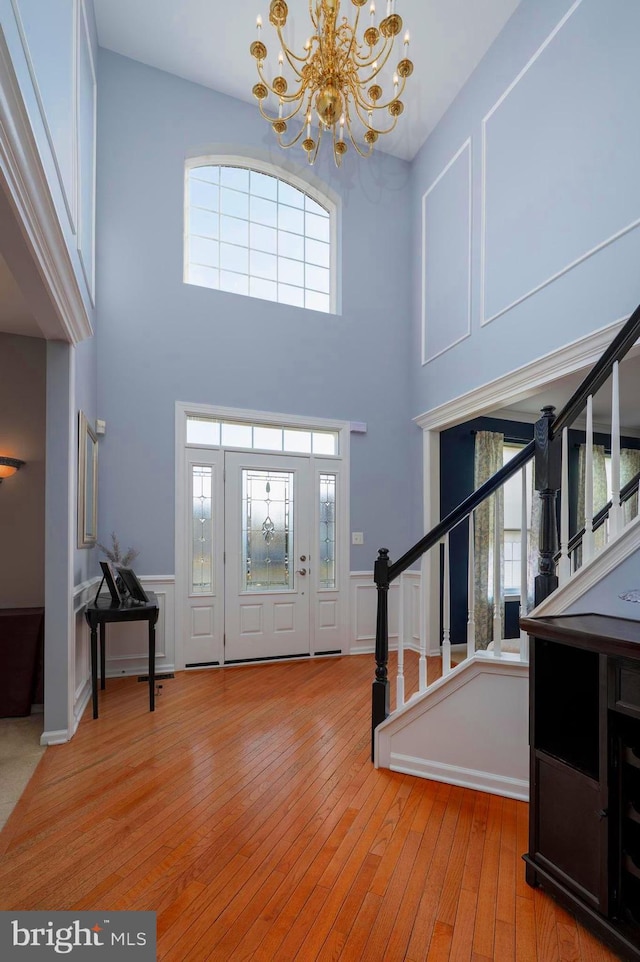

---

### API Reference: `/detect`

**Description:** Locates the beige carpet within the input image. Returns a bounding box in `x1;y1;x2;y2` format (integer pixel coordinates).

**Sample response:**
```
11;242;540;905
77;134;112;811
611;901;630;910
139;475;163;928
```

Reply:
0;714;45;831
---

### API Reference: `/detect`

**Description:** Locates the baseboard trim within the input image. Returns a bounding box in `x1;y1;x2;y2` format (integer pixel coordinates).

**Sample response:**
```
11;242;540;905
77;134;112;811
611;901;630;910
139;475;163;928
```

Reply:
388;752;529;801
40;728;70;746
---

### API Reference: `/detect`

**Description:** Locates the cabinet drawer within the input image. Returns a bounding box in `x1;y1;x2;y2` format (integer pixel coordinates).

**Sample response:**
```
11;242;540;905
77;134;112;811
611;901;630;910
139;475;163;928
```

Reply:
611;660;640;719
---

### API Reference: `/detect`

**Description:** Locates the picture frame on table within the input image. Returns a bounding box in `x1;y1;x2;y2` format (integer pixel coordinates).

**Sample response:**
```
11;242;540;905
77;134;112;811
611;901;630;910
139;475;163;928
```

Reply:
99;560;121;604
116;567;150;604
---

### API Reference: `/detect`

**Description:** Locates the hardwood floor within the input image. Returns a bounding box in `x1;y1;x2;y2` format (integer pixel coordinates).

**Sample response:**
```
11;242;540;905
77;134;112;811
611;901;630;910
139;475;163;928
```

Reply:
0;652;623;961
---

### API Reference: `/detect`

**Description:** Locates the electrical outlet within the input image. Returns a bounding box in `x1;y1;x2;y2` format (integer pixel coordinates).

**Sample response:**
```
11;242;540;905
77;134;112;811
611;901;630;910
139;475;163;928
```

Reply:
351;531;364;545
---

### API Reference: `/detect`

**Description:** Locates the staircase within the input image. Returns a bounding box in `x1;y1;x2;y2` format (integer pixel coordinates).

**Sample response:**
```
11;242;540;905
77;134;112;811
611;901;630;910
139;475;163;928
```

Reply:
371;303;640;799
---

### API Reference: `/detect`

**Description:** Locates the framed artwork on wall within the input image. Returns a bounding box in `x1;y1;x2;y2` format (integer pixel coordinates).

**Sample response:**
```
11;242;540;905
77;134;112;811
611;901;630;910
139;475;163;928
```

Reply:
78;410;98;548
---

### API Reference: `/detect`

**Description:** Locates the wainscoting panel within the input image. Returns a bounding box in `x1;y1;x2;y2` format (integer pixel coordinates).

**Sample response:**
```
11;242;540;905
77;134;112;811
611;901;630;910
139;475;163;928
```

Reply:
10;0;77;230
72;576;98;730
422;140;471;363
349;571;421;655
482;0;640;325
103;577;175;677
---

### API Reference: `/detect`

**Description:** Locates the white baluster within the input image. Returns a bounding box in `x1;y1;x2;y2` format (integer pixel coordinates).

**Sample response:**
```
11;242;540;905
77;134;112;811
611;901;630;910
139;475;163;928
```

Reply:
610;359;622;539
558;427;571;584
419;552;428;691
492;494;502;657
519;465;529;660
467;513;476;660
583;395;595;563
442;534;451;675
396;575;405;708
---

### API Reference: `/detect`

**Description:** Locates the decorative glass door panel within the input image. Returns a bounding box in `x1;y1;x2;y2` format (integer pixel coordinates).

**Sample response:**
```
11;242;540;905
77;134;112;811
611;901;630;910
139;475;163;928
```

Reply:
242;470;293;591
225;453;311;662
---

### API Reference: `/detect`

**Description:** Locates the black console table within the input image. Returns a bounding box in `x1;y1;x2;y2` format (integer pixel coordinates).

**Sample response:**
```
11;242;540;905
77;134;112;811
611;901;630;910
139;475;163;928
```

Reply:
84;593;159;719
521;612;640;962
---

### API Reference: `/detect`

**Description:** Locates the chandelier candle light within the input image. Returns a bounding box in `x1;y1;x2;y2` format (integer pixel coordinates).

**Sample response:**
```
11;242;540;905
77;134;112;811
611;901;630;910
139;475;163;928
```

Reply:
251;0;413;167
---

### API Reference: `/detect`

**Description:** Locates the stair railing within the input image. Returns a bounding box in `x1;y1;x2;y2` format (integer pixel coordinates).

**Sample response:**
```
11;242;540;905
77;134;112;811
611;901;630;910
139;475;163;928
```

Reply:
372;301;640;759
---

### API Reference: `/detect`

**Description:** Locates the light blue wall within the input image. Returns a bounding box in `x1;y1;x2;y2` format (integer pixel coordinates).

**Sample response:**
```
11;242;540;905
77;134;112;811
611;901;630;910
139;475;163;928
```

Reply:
411;0;640;417
95;51;417;574
566;552;640;622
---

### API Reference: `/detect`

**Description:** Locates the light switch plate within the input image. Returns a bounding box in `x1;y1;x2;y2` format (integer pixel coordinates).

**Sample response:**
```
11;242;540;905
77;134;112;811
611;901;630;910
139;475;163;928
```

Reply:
352;531;364;545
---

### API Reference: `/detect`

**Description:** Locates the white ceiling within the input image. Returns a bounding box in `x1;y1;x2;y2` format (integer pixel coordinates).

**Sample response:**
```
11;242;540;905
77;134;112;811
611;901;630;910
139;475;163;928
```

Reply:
93;0;522;162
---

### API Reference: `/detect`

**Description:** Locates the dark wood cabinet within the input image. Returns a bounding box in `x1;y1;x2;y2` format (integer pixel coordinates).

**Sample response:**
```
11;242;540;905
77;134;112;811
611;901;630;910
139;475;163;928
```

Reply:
521;613;640;962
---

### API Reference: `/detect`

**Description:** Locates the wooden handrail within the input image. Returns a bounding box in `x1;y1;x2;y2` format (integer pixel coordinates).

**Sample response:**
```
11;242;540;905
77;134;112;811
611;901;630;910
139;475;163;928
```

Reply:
385;439;535;583
551;302;640;438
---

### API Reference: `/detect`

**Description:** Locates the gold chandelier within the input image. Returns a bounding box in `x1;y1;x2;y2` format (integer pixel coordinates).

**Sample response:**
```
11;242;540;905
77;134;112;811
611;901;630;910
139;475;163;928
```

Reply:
250;0;413;167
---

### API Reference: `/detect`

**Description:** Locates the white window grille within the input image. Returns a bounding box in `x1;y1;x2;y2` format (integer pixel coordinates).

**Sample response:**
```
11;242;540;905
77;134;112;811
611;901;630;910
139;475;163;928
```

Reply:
185;161;335;314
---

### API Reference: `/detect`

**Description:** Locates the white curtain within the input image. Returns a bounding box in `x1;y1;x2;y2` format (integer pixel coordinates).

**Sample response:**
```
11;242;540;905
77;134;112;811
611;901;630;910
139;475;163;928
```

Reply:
473;431;504;650
621;447;640;525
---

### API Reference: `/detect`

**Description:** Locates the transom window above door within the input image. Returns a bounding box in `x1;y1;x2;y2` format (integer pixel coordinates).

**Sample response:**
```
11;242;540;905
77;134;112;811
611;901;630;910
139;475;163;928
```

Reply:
185;159;335;313
186;415;339;456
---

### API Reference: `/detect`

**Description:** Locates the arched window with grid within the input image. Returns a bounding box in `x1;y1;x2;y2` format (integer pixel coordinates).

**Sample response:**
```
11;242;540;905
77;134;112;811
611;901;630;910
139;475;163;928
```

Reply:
185;158;336;314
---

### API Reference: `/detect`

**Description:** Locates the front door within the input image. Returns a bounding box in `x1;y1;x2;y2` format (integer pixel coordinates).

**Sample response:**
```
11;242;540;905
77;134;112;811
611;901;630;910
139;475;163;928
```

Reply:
224;452;311;662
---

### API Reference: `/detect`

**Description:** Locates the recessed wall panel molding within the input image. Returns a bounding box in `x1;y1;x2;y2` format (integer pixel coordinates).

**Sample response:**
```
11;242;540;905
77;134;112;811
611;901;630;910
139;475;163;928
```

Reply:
422;139;472;365
76;0;96;303
10;0;78;232
481;0;640;326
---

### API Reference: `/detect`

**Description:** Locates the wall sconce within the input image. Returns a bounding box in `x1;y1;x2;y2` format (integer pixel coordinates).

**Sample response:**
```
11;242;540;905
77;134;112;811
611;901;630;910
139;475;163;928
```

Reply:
0;456;25;482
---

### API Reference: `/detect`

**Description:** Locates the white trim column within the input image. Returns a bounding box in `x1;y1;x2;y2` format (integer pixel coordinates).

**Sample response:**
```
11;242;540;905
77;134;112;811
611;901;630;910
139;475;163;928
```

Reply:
43;342;75;744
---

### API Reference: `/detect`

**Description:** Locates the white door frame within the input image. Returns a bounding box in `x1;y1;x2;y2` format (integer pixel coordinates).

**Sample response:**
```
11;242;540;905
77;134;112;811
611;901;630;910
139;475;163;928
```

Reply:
174;402;350;670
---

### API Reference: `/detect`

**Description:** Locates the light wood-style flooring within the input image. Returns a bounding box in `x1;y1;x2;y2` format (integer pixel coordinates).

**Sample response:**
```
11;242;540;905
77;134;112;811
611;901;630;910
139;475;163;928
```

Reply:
0;652;624;961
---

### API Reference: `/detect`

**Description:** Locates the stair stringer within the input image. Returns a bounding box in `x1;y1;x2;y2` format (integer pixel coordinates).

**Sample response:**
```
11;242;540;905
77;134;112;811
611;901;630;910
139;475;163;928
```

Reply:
374;657;529;801
531;514;640;617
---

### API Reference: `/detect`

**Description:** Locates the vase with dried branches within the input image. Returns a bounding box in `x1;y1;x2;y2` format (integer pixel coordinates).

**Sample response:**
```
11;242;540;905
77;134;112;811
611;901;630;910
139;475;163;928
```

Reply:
97;532;139;569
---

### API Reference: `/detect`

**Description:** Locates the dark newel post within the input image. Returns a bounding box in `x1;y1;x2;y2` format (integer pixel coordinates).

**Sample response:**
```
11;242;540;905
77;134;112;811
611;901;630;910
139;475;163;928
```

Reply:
534;406;562;606
371;547;390;761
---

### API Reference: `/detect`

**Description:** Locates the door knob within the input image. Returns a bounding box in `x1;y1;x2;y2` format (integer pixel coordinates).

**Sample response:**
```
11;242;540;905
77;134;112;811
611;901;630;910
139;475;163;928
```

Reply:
296;568;307;576
300;555;307;562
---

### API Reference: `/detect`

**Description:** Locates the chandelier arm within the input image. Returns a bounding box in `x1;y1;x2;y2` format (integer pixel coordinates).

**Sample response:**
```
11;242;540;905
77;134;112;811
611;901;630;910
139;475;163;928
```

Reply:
350;93;399;135
256;97;307;127
307;125;322;165
361;40;397;81
346;122;374;159
352;39;393;70
255;61;307;108
277;88;316;149
352;73;406;115
275;25;308;75
280;98;307;122
277;123;311;149
343;8;362;66
309;0;318;31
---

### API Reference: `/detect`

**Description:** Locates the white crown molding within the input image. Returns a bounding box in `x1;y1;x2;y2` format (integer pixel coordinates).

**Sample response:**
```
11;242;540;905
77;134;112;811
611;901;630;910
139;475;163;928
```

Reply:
0;25;92;344
414;314;636;432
